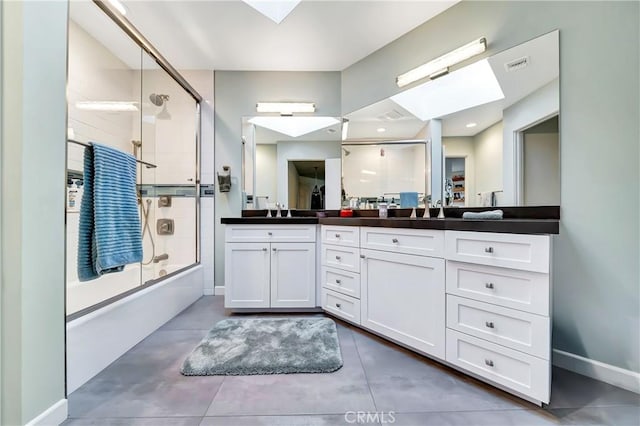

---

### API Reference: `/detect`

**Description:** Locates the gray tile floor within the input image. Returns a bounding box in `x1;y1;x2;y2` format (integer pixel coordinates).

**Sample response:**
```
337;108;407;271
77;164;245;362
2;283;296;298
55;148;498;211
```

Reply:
64;296;640;426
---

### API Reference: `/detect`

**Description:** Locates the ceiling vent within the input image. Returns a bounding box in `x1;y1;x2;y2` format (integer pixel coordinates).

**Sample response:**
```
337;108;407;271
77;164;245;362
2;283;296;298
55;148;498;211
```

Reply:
378;109;405;121
504;56;530;72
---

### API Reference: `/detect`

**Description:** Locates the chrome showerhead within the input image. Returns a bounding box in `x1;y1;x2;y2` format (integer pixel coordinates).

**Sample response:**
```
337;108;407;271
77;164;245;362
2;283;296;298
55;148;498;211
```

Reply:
149;93;169;106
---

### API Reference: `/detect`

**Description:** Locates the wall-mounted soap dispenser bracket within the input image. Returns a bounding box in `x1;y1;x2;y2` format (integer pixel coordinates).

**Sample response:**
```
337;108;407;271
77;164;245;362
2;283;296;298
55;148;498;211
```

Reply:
217;165;232;193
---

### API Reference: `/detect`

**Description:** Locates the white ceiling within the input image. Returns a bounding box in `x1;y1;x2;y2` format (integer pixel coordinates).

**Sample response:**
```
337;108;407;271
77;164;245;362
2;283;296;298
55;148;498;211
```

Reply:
105;0;459;71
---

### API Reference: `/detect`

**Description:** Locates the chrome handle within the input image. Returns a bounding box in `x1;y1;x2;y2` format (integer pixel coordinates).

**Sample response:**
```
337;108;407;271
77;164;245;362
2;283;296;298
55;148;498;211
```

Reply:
267;232;273;236
335;303;342;309
335;233;341;238
262;248;268;252
485;246;494;253
485;282;494;289
335;279;342;284
272;248;277;252
392;238;399;243
335;256;341;260
360;254;365;259
485;359;494;367
485;321;495;329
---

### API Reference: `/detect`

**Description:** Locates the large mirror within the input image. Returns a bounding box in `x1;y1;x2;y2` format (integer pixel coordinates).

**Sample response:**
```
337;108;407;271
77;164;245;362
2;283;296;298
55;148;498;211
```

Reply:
242;116;343;210
344;30;559;207
243;30;559;210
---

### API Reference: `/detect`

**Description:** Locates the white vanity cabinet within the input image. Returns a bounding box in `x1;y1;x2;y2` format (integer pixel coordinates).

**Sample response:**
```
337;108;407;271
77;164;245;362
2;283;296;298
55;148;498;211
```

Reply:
320;225;362;324
361;248;445;358
444;231;552;404
224;225;316;309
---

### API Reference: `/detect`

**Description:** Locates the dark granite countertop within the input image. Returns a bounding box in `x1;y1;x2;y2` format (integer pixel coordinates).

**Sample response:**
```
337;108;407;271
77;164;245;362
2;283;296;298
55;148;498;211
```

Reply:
221;215;559;234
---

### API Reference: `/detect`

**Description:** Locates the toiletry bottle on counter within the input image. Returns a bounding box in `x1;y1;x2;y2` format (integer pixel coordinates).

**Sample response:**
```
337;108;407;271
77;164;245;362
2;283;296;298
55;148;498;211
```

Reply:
378;202;388;218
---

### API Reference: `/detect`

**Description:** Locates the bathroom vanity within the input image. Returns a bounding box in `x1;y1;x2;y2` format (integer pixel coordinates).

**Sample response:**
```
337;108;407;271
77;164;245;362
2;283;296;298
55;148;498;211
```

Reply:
221;213;558;405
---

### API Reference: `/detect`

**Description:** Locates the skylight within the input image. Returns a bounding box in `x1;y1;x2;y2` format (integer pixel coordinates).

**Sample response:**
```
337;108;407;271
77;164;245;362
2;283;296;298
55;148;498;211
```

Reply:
390;59;504;121
242;0;302;24
248;116;340;138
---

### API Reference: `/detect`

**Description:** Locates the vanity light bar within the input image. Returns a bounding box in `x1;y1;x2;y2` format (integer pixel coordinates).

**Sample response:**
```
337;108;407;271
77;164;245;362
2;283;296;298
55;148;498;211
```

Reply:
396;37;487;88
256;102;316;114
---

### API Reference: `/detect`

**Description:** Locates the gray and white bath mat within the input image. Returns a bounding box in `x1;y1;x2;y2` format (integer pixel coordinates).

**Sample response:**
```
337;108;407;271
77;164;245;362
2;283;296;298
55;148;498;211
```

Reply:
181;317;343;376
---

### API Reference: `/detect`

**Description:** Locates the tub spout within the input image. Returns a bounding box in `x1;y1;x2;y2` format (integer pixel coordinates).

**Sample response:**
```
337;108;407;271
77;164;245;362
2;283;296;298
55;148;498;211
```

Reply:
152;253;169;263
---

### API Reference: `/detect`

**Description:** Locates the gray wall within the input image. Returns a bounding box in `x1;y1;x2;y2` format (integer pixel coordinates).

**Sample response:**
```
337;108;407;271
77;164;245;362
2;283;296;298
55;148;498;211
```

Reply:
214;71;341;286
1;1;68;423
342;1;640;373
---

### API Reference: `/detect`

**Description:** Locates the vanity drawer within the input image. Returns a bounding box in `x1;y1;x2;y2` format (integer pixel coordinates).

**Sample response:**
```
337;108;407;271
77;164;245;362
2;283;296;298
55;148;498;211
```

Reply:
446;261;549;315
226;225;316;243
446;295;549;359
445;231;550;273
322;288;361;325
322;244;360;273
446;329;550;403
360;227;444;257
321;225;360;247
321;266;360;299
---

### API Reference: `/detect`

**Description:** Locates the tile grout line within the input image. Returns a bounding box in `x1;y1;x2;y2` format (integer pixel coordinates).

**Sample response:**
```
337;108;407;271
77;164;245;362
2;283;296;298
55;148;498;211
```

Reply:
351;328;380;412
201;375;227;418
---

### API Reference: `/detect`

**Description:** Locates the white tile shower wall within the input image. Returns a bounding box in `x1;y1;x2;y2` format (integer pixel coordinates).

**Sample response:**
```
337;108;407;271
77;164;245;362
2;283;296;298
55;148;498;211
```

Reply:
140;196;196;279
67;20;138;171
181;70;215;184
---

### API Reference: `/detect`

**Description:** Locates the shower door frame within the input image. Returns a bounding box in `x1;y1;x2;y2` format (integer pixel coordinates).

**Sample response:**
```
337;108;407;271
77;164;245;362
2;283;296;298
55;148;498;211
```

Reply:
64;0;204;322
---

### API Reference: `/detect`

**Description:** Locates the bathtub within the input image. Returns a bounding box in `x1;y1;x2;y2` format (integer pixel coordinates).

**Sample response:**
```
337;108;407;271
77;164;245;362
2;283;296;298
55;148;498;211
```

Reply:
66;264;203;393
66;263;190;316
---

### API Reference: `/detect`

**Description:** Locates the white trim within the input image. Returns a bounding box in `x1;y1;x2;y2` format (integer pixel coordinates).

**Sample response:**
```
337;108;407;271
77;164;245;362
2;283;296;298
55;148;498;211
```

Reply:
214;285;225;296
203;288;215;296
25;399;68;426
553;349;640;394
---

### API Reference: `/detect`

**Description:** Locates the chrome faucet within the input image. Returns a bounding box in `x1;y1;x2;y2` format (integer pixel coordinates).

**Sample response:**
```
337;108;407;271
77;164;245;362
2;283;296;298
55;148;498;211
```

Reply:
276;203;282;218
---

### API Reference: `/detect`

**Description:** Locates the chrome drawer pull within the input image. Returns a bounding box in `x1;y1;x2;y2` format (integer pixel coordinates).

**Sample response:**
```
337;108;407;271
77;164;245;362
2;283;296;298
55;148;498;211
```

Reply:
335;255;341;260
335;303;342;309
484;246;494;253
272;248;277;252
335;233;341;238
485;321;495;329
267;232;273;236
392;238;399;243
485;359;494;367
360;254;365;259
262;248;268;252
335;279;342;284
485;282;495;289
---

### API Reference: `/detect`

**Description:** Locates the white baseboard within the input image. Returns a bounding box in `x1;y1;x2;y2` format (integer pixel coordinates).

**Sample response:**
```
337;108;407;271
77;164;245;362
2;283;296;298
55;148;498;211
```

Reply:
203;288;215;296
553;349;640;394
25;398;68;426
214;286;225;296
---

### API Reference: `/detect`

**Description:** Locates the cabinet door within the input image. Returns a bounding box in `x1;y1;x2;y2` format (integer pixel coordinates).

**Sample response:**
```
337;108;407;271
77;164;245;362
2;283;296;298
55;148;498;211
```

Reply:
271;242;316;308
225;243;270;308
361;249;445;359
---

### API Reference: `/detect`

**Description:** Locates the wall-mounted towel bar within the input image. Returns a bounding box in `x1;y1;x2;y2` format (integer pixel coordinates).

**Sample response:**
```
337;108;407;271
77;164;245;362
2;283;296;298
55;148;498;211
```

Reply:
68;139;157;169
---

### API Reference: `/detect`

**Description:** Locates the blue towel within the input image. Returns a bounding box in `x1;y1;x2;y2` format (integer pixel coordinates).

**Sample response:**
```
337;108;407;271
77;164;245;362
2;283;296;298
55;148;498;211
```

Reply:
462;209;504;220
399;192;419;208
78;142;142;281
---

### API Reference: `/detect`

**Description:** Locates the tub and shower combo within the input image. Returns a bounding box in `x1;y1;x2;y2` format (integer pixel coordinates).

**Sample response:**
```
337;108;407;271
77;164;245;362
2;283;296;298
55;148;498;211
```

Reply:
65;1;204;393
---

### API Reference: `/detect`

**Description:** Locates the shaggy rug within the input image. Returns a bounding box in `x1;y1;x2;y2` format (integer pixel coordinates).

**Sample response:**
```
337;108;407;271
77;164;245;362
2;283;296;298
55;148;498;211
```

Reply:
181;317;343;376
